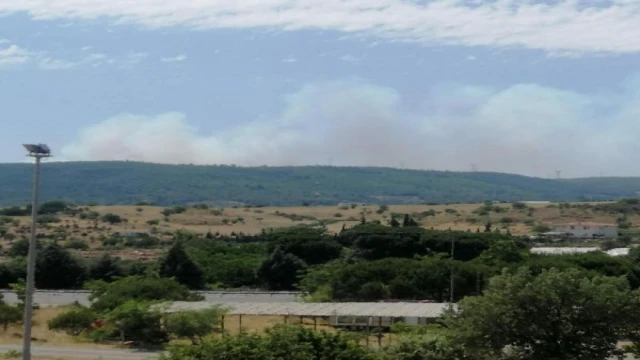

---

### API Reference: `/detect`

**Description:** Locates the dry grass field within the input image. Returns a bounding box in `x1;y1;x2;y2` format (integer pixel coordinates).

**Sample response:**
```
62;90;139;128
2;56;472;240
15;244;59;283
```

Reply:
1;201;635;261
0;307;394;354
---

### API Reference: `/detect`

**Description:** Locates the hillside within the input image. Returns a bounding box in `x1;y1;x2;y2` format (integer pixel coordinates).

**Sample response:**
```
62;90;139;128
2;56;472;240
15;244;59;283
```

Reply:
1;161;639;206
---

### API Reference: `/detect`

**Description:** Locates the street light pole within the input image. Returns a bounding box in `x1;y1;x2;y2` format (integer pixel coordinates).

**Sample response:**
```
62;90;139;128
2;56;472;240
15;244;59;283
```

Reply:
450;234;455;303
21;144;50;360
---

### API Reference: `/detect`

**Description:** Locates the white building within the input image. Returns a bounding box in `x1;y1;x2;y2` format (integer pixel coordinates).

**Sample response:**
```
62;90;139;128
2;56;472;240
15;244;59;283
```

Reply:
530;247;631;257
552;222;618;239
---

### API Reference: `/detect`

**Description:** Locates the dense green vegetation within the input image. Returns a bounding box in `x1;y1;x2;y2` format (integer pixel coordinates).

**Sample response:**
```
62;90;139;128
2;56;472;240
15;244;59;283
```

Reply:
6;210;640;358
159;269;640;360
1;161;639;206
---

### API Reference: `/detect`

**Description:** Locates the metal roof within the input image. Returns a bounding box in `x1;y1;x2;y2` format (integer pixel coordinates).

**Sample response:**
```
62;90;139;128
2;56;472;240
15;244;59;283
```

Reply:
553;222;616;227
606;248;631;257
531;247;631;257
531;247;599;255
163;301;453;318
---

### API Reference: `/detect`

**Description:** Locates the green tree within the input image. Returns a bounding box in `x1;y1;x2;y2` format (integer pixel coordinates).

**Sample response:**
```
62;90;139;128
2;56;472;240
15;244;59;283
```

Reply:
402;214;418;227
258;248;307;290
447;267;640;360
9;279;26;308
0;304;22;332
89;254;124;283
159;241;205;289
106;301;168;345
163;308;224;344
48;307;97;336
8;238;41;257
39;201;69;215
101;213;122;225
35;243;87;289
87;276;203;312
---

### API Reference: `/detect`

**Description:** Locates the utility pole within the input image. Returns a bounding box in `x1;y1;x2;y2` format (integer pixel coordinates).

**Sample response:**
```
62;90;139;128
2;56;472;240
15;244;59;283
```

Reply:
22;144;51;360
450;234;455;303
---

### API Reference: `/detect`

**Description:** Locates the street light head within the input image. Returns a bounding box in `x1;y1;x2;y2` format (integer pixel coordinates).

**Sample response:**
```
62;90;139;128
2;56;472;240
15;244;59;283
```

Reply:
23;143;51;157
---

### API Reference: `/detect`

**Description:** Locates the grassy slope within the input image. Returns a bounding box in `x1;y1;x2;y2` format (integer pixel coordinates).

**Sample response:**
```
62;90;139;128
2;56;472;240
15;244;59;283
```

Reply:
1;162;639;206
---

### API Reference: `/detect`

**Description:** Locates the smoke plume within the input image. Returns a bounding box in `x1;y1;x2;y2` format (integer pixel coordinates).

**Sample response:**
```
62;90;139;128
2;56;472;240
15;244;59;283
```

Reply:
61;78;640;177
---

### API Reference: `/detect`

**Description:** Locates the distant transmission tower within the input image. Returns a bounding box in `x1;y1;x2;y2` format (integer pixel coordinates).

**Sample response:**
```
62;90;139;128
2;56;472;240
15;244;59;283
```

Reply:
555;169;561;179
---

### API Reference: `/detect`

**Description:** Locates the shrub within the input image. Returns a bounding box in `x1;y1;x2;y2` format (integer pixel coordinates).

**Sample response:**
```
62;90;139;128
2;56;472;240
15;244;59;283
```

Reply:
37;214;61;224
64;240;89;250
512;202;527;210
376;205;389;214
48;307;97;336
0;304;22;332
101;213;122;225
163;308;224;344
106;301;168;345
533;224;552;233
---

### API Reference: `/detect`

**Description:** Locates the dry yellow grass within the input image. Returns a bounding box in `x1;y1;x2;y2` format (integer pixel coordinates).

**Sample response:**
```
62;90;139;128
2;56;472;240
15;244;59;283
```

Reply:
0;307;113;348
2;201;635;260
0;307;392;353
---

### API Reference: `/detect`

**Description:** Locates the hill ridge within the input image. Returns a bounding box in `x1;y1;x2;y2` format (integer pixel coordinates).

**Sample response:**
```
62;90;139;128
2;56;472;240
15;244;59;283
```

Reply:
0;161;638;206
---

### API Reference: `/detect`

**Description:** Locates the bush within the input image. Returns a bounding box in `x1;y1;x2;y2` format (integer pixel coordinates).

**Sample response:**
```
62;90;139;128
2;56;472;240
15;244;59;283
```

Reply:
376;205;389;214
48;307;97;336
162;325;375;360
87;276;203;312
533;224;552;233
106;301;168;345
163;308;224;344
101;213;122;225
0;304;22;331
64;240;89;250
512;202;527;210
85;324;119;343
39;201;69;215
37;214;61;224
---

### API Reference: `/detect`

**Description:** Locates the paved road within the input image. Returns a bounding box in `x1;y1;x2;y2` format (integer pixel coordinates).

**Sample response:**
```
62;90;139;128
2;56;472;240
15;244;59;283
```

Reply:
0;345;161;360
0;290;302;307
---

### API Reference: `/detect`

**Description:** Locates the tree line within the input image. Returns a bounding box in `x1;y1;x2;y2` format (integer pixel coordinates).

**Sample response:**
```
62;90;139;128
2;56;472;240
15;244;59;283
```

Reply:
38;268;640;360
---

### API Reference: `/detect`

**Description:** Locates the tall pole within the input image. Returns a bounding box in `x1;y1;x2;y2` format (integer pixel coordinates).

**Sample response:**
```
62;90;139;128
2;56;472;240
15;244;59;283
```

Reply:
450;235;455;303
22;156;41;360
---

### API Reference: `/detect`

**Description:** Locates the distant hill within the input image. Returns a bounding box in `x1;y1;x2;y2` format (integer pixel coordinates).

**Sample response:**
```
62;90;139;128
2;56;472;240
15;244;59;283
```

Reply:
0;161;639;206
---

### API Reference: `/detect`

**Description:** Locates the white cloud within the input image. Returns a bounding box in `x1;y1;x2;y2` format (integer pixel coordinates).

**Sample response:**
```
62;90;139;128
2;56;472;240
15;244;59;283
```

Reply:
60;77;640;177
0;45;31;67
339;54;360;63
282;56;298;63
466;55;477;61
0;39;10;45
160;54;187;63
117;52;148;69
2;1;640;54
0;41;131;71
38;57;77;70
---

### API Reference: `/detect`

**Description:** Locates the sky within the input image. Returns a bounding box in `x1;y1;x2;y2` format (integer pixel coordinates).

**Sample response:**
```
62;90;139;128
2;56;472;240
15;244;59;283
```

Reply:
1;0;640;178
